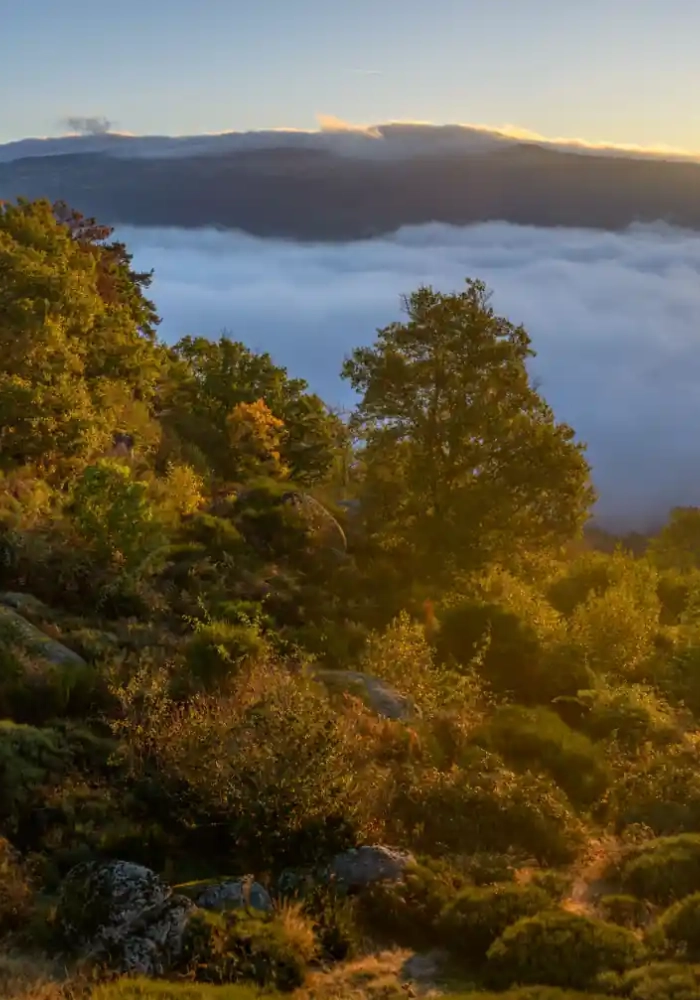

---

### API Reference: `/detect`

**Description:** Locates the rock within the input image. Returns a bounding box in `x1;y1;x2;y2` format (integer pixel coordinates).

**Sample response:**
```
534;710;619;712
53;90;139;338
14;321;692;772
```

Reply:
329;846;415;890
196;879;272;913
0;604;86;668
314;669;414;721
57;860;193;977
281;491;347;553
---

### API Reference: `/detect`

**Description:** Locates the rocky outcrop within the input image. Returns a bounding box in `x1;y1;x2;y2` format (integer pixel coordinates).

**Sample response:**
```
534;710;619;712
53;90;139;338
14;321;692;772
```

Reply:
57;860;194;977
328;846;415;890
0;600;86;668
195;879;272;913
313;669;414;721
281;492;347;553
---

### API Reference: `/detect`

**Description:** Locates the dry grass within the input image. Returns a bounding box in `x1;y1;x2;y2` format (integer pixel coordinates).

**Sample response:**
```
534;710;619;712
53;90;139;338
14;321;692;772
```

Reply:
0;951;70;999
297;950;444;1000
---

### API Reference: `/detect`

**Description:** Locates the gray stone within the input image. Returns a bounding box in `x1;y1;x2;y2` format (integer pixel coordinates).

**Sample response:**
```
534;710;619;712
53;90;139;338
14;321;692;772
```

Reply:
313;669;414;721
329;846;415;889
57;860;194;977
196;879;272;913
0;603;85;668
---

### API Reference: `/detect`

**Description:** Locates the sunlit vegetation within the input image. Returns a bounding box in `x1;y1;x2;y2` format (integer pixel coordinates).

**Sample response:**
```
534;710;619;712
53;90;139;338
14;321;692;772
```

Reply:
2;198;700;999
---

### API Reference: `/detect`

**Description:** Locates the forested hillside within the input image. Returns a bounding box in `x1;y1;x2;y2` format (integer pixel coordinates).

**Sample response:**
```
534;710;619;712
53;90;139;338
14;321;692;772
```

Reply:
2;198;700;1000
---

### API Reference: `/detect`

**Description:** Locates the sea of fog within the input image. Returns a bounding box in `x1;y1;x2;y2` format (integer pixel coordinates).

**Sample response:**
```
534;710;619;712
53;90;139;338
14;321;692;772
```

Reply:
118;220;700;531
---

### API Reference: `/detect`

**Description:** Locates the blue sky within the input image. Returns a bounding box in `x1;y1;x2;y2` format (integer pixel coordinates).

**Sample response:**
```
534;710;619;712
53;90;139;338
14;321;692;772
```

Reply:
2;0;699;149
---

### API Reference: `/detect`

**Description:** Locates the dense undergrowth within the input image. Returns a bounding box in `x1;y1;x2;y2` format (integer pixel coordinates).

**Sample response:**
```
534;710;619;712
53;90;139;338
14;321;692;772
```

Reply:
2;198;700;999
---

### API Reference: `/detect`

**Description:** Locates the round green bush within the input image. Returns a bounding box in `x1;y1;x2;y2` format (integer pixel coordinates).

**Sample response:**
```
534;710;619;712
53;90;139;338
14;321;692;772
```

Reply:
607;750;700;835
485;910;645;990
475;705;610;807
178;908;316;991
656;892;700;960
435;601;592;703
597;962;700;999
613;835;700;905
392;755;584;865
439;882;551;963
598;894;651;928
359;859;469;949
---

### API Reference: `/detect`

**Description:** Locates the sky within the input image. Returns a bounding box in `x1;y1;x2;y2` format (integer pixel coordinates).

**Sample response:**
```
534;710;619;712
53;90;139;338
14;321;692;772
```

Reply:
3;0;700;149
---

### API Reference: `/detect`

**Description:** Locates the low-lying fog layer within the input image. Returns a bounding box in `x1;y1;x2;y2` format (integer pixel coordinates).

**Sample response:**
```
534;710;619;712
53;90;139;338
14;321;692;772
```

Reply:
120;220;700;531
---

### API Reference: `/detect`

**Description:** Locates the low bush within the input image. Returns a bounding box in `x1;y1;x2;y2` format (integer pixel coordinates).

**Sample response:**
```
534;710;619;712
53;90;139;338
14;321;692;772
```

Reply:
0;837;33;936
598;894;651;928
655;891;700;959
484;910;645;990
596;961;700;999
439;882;551;963
179;906;316;991
359;858;469;949
474;705;609;807
391;756;584;865
563;684;680;750
607;748;700;835
613;835;700;905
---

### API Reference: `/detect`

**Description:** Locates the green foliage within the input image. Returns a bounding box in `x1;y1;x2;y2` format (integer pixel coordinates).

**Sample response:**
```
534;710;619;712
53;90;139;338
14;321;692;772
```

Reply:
559;684;679;750
655;892;700;960
597;962;700;999
607;748;700;835
475;705;609;807
178;906;316;990
612;835;700;905
343;280;594;586
439;882;551;964
649;507;700;572
598;894;651;928
0;835;33;935
358;858;469;949
68;459;165;573
391;755;583;864
167;335;342;486
485;910;645;990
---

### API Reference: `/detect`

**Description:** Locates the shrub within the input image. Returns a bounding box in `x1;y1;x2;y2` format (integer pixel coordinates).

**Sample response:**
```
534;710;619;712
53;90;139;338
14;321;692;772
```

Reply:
598;894;651;928
607;748;700;835
0;836;33;935
110;660;379;871
565;684;679;750
178;906;316;990
612;835;700;905
462;851;518;886
568;581;659;679
0;721;73;837
439;882;551;963
485;910;645;990
359;858;469;949
435;600;590;704
655;892;700;959
184;619;270;692
474;705;609;807
528;869;574;901
299;883;364;961
391;756;584;865
597;962;700;999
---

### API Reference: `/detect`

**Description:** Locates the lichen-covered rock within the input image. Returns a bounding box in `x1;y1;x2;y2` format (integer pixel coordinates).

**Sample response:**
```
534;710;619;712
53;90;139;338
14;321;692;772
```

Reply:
196;879;272;913
281;491;347;553
329;846;415;889
0;603;85;668
313;669;414;721
57;860;194;976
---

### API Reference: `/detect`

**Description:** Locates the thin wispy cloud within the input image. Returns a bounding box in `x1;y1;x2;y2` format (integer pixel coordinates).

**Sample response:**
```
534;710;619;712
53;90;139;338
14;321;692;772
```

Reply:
118;220;700;531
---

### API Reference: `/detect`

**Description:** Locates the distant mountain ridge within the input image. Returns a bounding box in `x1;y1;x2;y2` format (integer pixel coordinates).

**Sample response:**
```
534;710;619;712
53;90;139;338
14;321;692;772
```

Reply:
2;127;700;240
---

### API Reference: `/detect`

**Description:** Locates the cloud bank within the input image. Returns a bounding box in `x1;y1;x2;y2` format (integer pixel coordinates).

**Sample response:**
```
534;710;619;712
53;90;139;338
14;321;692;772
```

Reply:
3;116;700;163
117;221;700;531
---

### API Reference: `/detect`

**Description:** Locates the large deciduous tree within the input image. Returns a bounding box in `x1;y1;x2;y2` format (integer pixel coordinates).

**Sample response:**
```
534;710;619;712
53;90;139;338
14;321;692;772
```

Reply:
342;280;595;585
0;199;167;472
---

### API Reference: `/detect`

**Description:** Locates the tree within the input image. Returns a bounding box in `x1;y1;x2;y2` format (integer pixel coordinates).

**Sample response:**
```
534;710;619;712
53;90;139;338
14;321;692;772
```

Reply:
0;199;168;472
649;507;700;572
342;280;595;585
166;335;342;485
